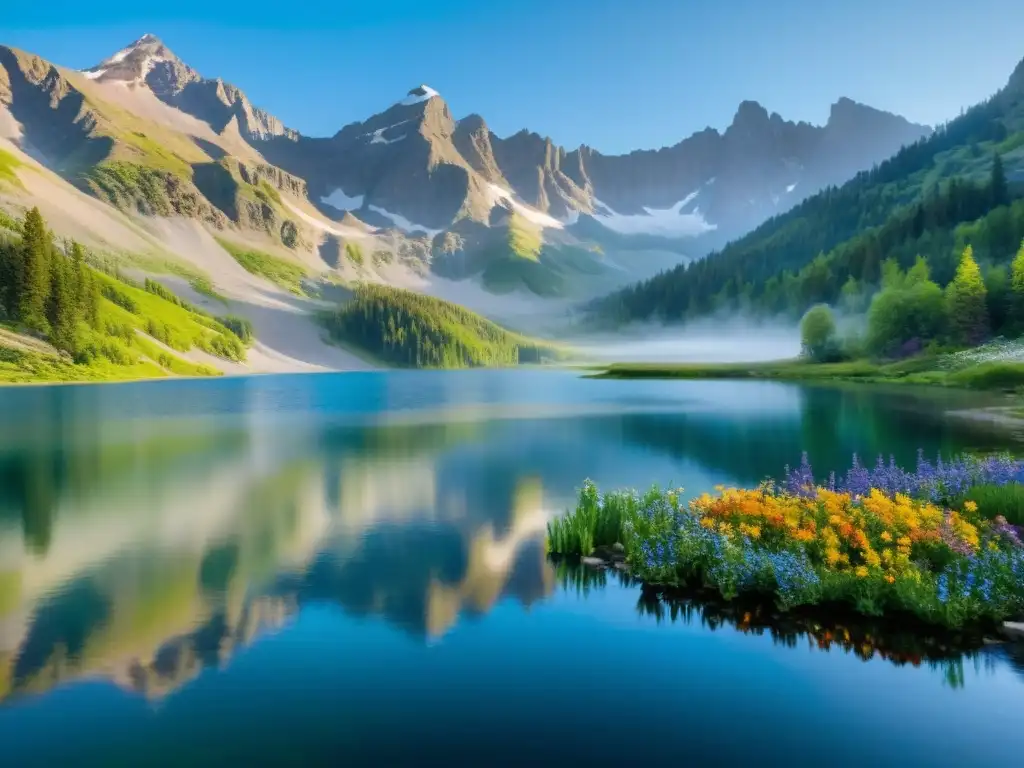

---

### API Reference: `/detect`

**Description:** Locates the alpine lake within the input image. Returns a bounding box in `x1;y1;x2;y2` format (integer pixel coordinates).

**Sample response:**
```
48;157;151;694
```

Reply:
0;370;1022;766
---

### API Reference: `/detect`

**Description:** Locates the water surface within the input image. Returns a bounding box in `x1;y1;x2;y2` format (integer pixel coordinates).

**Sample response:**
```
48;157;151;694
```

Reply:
0;372;1021;766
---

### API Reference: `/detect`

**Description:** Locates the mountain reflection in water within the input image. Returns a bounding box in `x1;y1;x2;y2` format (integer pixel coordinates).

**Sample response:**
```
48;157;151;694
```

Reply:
0;372;1020;708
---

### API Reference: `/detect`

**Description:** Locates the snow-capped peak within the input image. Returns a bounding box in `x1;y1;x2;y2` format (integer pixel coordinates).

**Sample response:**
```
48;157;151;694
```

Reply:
80;34;171;80
400;85;440;106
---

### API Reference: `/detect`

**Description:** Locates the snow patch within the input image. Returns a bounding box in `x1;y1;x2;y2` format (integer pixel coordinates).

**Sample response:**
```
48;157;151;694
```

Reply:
368;205;441;238
591;192;716;237
561;209;580;226
282;199;370;239
321;189;365;211
786;182;798;193
486;184;564;230
362;120;410;145
400;85;440;106
82;68;107;80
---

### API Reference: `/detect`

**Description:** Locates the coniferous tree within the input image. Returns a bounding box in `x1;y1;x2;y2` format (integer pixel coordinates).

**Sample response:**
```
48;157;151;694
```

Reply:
0;238;18;318
991;152;1009;208
18;207;52;332
46;255;77;353
70;241;87;312
946;245;989;346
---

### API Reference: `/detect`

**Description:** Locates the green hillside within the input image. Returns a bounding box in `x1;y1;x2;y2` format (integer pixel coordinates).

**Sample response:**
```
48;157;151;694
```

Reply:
324;284;565;368
0;208;249;383
593;57;1024;325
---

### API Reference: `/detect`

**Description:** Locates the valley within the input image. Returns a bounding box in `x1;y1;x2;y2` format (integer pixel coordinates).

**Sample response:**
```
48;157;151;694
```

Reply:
0;32;935;382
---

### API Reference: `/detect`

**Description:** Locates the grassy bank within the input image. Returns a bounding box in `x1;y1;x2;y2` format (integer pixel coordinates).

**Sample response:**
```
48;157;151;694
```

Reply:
592;356;1024;392
548;452;1024;631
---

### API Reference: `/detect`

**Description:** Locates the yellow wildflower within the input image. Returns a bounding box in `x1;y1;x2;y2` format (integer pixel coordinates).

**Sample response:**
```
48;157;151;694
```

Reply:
855;566;869;578
884;574;896;584
963;500;978;514
880;531;892;543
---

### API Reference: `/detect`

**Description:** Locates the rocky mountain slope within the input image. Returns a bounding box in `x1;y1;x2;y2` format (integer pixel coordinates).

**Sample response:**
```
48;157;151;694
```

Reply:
0;32;930;315
590;54;1024;327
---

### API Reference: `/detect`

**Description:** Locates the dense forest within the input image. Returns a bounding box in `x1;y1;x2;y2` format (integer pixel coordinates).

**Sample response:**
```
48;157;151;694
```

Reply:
324;284;560;368
799;238;1024;362
0;207;249;380
592;58;1024;326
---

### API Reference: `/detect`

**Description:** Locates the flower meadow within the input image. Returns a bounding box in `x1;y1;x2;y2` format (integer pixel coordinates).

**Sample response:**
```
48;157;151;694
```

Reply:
547;452;1024;629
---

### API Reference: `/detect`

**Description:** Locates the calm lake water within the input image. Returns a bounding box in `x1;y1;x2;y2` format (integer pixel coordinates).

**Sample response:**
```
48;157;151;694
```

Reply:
0;371;1022;766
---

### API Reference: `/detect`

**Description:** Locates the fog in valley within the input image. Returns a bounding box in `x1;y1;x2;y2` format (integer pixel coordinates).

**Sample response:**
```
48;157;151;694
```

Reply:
567;319;802;364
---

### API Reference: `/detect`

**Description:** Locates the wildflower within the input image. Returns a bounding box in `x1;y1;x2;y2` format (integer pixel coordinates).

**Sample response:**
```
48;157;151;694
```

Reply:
855;566;869;578
963;500;978;514
885;574;896;584
880;531;893;543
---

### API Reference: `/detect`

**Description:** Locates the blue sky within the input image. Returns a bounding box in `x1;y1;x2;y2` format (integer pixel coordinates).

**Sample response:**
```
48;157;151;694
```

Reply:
3;0;1024;154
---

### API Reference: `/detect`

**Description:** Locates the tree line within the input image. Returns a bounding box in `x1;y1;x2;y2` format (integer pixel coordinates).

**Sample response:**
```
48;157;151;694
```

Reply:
591;74;1023;326
0;207;100;354
325;284;554;368
800;241;1023;361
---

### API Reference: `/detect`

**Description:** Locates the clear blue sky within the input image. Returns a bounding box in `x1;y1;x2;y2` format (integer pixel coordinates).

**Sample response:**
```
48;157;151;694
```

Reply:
3;0;1023;154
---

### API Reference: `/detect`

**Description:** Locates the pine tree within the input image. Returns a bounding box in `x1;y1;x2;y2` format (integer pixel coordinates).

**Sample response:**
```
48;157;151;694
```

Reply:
83;269;100;329
18;207;52;332
0;238;19;318
1009;239;1024;334
946;245;990;346
46;254;78;353
991;152;1009;208
70;241;87;314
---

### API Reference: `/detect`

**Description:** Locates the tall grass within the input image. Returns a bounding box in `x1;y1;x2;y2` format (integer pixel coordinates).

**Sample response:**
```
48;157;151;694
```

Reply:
958;483;1024;526
547;480;654;556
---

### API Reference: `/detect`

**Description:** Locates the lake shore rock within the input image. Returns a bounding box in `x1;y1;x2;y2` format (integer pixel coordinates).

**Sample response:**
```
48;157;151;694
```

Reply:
582;543;629;571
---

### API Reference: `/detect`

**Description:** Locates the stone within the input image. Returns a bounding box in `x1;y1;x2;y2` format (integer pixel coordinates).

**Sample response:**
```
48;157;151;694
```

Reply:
580;556;606;569
611;543;625;554
1001;621;1024;642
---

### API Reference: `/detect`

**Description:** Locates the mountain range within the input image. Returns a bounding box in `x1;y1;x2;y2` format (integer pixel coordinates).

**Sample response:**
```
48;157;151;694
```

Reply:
0;33;930;311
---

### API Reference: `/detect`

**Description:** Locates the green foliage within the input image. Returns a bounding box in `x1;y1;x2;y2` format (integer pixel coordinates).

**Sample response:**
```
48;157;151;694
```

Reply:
0;209;247;382
867;277;947;357
594;356;1024;392
324;284;563;368
344;242;364;266
86;162;180;216
1009;240;1024;332
799;304;840;362
216;315;253;344
945;246;990;346
100;282;139;314
594;77;1024;326
0;148;23;188
45;255;77;353
546;479;635;556
18;207;51;333
215;238;309;295
991;152;1009;208
957;483;1024;526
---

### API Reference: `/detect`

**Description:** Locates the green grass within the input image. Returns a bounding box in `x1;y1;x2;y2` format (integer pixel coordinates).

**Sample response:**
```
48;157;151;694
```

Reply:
546;479;639;556
593;356;1024;392
215;237;309;295
345;242;364;266
92;272;245;362
957;484;1024;526
0;345;166;384
0;148;24;189
188;276;228;305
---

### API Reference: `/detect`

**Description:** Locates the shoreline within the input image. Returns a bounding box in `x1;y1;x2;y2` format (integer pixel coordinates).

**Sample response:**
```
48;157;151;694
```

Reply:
588;357;1024;393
